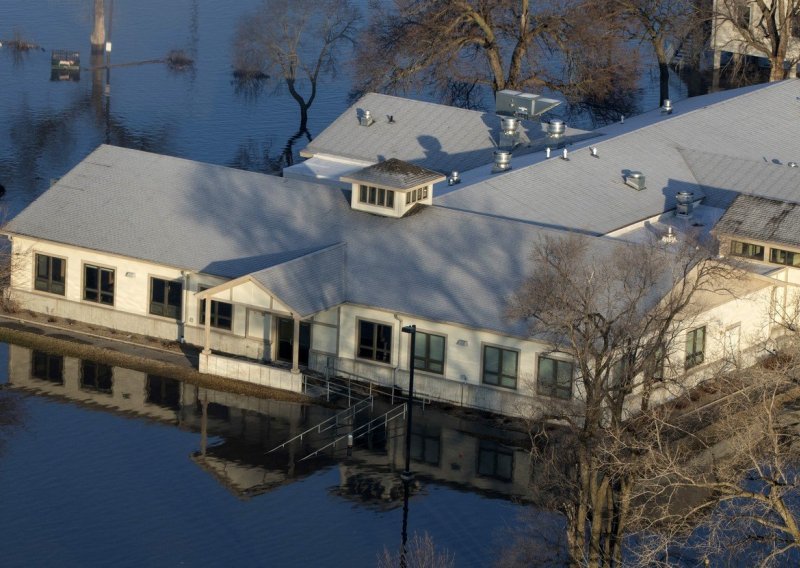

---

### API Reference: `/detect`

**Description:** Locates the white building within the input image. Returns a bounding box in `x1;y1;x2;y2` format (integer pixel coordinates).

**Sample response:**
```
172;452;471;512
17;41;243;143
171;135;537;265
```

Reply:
5;81;800;417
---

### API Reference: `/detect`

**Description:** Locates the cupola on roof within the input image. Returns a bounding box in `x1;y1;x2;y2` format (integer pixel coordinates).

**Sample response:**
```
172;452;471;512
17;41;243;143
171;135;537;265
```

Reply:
341;158;445;190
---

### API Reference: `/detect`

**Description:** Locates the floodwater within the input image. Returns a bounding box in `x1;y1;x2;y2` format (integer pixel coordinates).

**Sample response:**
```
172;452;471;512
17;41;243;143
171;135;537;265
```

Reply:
0;342;539;566
0;2;697;565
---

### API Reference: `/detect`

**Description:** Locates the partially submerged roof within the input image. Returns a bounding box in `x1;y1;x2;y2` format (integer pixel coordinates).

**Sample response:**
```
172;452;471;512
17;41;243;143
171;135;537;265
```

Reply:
340;158;445;190
713;194;800;249
301;92;593;175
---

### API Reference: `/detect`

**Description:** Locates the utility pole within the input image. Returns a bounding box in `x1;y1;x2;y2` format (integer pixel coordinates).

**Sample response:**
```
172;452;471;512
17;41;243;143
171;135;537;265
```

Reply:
399;324;416;567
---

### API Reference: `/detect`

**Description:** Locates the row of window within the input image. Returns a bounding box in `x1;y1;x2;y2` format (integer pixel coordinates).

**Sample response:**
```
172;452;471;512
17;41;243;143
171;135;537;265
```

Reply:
34;253;233;329
730;240;800;267
358;185;395;208
356;319;708;400
406;186;428;205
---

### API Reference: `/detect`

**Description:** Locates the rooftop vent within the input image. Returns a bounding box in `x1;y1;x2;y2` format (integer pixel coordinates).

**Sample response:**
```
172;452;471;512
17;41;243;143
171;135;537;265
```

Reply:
499;116;520;149
448;171;461;185
661;226;677;244
789;162;798;168
675;191;695;218
359;109;374;127
547;119;565;138
625;171;646;191
590;146;599;158
661;99;673;114
492;150;512;173
387;114;395;124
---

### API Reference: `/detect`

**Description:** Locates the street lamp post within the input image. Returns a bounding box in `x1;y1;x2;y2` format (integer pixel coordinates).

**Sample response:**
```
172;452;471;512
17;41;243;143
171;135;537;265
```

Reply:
401;324;416;481
400;324;416;567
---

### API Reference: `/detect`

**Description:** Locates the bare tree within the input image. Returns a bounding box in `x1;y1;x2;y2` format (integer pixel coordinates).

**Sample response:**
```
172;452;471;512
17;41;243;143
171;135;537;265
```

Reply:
714;0;800;81
353;0;638;113
624;334;800;567
612;0;704;105
232;0;360;132
377;532;456;568
508;232;739;567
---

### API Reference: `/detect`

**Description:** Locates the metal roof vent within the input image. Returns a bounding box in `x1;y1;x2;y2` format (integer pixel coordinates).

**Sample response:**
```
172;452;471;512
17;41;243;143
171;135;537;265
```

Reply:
661;226;677;244
789;161;798;168
499;116;520;149
590;146;599;158
547;119;565;138
492;150;512;173
661;99;673;114
675;191;695;218
625;171;646;191
359;109;374;127
448;171;461;185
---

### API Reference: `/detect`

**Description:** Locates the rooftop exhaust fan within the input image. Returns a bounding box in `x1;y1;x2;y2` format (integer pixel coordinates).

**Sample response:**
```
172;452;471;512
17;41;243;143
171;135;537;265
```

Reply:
675;191;695;218
492;150;512;173
625;171;646;191
359;109;374;127
661;99;673;114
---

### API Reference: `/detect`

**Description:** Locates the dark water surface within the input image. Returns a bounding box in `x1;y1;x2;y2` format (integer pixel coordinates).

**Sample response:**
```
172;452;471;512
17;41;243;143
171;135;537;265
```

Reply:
0;341;539;566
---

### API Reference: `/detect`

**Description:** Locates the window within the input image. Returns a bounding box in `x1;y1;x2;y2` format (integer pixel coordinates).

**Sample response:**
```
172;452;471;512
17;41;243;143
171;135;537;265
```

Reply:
357;320;392;363
650;345;665;382
35;254;65;295
685;326;705;369
200;298;233;330
733;0;750;28
769;247;800;267
32;351;63;384
414;331;445;374
146;375;181;410
150;277;183;318
482;345;518;389
80;360;113;393
410;426;440;466
358;184;395;209
477;440;513;481
537;356;573;400
730;240;764;260
84;264;114;305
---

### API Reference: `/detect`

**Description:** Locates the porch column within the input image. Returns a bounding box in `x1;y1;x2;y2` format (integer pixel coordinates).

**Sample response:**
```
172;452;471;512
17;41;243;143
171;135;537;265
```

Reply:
291;315;301;374
201;296;212;355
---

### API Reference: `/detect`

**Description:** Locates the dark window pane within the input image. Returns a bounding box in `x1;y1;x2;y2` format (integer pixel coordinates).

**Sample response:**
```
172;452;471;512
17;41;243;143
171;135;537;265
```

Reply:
386;190;394;208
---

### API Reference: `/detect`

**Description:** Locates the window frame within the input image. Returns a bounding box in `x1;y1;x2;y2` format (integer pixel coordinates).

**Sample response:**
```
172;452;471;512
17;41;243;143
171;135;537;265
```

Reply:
358;184;395;209
413;330;446;375
199;296;233;330
356;319;393;364
537;355;574;400
482;344;519;390
83;263;115;305
34;253;66;296
685;326;706;370
80;359;113;394
769;247;800;267
31;350;64;384
730;240;764;261
149;276;183;319
476;439;514;481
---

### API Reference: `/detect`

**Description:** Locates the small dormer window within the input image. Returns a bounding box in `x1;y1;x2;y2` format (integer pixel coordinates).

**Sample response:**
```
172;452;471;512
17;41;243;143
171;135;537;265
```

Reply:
341;158;445;218
359;185;395;208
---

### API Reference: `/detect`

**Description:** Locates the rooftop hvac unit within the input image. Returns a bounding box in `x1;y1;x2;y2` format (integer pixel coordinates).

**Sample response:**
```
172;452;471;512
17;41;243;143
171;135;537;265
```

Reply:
495;90;561;118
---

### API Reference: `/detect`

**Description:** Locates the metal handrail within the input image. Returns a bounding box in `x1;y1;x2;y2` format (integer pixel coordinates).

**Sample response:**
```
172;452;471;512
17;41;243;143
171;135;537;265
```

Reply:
299;403;407;462
266;396;373;454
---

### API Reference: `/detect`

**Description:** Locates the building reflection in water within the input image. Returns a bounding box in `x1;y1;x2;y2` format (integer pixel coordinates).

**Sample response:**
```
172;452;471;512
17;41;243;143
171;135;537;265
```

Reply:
8;344;534;505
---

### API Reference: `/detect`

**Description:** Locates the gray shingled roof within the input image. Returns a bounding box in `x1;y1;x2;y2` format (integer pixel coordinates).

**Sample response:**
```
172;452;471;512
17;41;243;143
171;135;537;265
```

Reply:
7;144;625;336
714;194;800;249
250;243;347;317
301;92;595;175
437;81;800;235
341;158;444;190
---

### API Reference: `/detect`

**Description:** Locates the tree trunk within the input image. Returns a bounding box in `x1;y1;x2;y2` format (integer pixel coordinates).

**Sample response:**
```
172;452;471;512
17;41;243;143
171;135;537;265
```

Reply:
91;0;106;54
769;56;786;82
659;61;670;106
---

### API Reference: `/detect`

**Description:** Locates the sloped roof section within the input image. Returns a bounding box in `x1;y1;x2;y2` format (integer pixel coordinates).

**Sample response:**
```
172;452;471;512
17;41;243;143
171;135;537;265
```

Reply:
714;194;800;249
249;243;347;318
302;92;593;174
341;158;445;189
